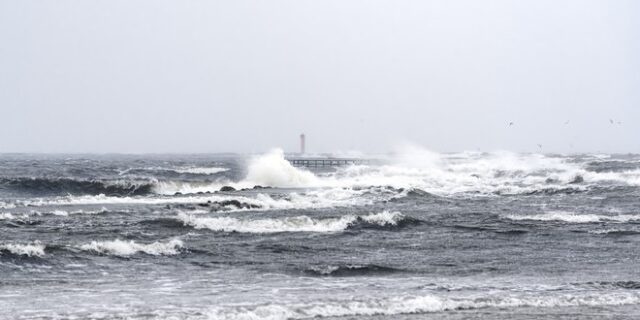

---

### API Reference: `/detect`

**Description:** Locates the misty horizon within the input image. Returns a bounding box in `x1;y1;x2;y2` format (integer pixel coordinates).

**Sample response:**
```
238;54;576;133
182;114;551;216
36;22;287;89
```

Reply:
1;1;639;154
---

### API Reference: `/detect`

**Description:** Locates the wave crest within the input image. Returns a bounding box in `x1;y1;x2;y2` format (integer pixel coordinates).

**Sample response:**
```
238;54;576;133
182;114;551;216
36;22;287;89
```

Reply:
0;177;153;196
208;291;640;319
305;264;401;276
0;242;45;257
78;239;183;257
244;149;319;188
177;211;411;234
504;211;640;223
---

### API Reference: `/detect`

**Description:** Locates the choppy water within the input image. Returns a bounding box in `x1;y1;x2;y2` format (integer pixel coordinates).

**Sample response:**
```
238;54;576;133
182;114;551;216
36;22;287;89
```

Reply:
2;149;640;319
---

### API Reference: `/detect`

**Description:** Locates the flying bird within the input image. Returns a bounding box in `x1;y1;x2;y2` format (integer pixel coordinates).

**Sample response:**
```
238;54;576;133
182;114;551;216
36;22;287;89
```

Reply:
564;120;570;125
610;119;614;124
508;122;514;126
537;144;543;149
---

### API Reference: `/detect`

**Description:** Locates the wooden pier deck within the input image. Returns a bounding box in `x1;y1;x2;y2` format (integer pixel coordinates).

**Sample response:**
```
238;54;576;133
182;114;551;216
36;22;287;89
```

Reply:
287;158;370;167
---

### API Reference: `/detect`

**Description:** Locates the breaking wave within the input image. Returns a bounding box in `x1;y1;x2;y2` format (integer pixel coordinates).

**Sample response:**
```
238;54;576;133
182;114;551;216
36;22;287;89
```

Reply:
176;211;413;233
207;291;640;319
0;212;26;220
304;264;402;276
9;187;378;213
588;229;640;236
504;211;640;223
0;242;46;257
78;239;183;257
231;147;640;196
0;177;153;196
244;148;320;188
6;148;637;199
119;166;229;176
172;167;229;175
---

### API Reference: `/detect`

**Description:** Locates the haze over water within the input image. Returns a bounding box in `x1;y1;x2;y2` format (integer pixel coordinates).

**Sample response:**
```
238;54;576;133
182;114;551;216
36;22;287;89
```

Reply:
1;1;639;154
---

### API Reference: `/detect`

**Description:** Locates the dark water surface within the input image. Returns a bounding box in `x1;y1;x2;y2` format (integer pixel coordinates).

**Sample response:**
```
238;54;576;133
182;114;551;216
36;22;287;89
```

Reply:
1;151;640;319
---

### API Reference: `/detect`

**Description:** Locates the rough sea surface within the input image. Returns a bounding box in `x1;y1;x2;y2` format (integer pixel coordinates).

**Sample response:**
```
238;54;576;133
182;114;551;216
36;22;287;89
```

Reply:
2;149;640;319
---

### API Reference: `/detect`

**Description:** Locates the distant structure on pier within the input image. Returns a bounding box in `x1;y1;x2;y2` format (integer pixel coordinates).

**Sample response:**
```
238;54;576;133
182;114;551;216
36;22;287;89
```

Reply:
288;133;373;167
300;133;306;154
289;158;371;167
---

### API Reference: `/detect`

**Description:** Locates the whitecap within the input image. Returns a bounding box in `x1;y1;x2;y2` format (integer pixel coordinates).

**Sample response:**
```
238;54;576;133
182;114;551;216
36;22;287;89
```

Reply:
176;211;405;233
504;211;640;223
0;242;46;257
207;291;640;319
172;167;229;175
78;239;183;257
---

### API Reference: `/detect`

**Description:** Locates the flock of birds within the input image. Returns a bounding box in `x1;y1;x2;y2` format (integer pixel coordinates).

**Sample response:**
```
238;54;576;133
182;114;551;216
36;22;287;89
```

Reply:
507;119;623;150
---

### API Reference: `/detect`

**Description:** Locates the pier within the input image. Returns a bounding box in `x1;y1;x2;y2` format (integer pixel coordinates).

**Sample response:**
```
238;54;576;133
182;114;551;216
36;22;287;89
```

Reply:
287;158;370;167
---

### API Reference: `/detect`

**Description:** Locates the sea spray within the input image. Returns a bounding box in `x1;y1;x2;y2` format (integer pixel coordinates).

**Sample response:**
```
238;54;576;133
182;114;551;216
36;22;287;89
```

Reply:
244;149;320;188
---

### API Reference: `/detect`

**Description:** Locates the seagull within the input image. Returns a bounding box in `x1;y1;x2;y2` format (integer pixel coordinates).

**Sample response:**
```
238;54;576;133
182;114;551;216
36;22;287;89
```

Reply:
610;119;614;124
508;122;514;126
564;120;570;125
537;144;543;149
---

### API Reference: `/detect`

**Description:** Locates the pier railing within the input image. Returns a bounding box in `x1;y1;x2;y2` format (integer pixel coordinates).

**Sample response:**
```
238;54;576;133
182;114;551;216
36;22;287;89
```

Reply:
287;158;370;167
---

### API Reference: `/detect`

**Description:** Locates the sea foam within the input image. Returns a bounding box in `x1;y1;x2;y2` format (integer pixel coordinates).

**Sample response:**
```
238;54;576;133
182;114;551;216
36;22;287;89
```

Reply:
79;239;183;257
244;148;320;188
176;211;406;233
505;211;640;223
207;291;640;319
173;167;229;175
0;242;46;257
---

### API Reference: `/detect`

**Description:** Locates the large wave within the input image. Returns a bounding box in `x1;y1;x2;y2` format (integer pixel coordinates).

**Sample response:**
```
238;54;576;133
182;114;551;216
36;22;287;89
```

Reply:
78;239;183;257
207;291;640;319
167;147;639;196
0;177;154;196
4;187;381;212
176;211;412;233
244;148;320;188
2;148;639;201
505;211;640;223
0;242;46;257
119;166;229;176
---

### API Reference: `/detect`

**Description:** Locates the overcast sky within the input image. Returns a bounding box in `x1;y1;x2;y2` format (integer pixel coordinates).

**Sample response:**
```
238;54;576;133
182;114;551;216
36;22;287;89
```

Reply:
0;0;638;154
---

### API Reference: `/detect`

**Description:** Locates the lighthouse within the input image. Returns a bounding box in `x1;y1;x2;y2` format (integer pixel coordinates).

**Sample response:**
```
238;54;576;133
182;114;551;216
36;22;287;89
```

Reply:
300;133;306;155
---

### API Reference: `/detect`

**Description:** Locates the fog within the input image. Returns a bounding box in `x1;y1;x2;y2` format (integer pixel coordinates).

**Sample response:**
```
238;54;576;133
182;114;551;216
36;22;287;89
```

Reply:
1;0;638;154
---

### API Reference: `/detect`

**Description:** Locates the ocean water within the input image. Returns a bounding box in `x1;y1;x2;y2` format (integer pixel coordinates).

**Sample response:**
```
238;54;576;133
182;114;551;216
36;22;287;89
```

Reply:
2;148;640;319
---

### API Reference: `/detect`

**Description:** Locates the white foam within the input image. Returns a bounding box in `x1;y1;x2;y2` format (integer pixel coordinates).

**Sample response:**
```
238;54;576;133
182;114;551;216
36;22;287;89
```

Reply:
51;210;69;216
0;201;16;209
588;228;637;235
152;181;229;196
114;148;640;198
173;167;229;175
505;211;640;223
0;242;45;257
235;147;640;195
13;188;374;214
119;166;228;175
17;194;250;207
78;239;183;257
0;213;16;220
244;149;320;188
207;291;640;319
177;211;405;233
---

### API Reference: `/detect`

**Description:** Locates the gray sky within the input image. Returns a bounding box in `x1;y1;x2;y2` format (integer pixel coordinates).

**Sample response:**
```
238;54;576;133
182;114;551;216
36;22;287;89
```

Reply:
1;0;638;154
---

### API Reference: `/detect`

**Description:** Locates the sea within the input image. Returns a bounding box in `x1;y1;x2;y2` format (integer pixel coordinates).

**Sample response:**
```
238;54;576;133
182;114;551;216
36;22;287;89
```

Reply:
1;148;640;319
